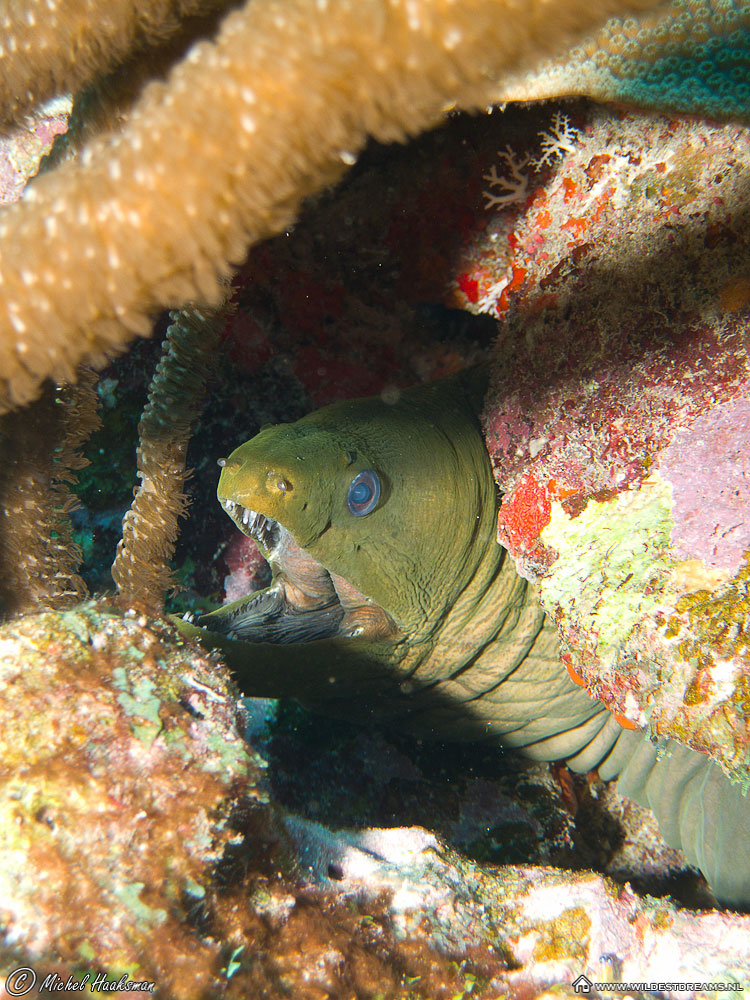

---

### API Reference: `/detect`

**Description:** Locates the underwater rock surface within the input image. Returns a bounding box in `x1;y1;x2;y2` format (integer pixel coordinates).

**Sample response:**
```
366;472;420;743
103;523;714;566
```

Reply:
1;606;748;998
0;97;68;206
466;105;750;781
285;817;750;994
0;602;266;997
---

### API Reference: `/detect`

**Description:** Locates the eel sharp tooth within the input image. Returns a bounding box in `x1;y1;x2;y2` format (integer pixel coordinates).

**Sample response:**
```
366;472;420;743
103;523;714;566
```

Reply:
242;507;252;525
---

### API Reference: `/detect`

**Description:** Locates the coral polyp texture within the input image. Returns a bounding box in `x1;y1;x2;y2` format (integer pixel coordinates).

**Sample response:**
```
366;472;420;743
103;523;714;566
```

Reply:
0;0;232;127
112;300;231;612
466;105;750;780
0;0;690;413
0;601;265;996
498;0;750;120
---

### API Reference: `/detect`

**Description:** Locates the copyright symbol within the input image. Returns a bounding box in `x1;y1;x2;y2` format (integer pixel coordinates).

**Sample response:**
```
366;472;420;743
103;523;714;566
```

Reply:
5;967;36;996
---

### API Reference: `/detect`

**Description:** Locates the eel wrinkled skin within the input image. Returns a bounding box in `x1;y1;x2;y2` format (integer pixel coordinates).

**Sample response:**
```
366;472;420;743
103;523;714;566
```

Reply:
179;369;750;907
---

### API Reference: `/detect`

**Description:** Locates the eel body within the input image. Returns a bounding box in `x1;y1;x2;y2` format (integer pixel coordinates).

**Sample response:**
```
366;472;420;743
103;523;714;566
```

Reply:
180;370;750;907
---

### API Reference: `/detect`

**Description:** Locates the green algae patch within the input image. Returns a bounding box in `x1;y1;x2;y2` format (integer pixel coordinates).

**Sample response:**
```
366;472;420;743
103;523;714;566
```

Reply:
59;607;96;647
539;474;675;656
114;672;162;724
0;599;271;995
112;882;167;926
200;727;253;775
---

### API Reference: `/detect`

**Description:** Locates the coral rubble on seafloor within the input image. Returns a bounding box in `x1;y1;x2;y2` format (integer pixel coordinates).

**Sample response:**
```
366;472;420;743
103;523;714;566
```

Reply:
2;604;749;998
465;105;750;783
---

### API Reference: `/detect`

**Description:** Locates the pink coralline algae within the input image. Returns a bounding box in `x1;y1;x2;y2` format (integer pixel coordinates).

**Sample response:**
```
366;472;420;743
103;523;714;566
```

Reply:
475;107;750;563
658;395;750;575
471;105;750;776
0;98;68;206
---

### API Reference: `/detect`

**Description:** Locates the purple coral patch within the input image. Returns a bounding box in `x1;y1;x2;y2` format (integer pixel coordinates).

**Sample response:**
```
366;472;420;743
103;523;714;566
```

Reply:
658;395;750;574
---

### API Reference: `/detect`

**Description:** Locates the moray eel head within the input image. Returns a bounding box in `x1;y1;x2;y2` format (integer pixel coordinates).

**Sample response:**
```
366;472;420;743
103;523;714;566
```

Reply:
209;419;398;644
189;371;495;653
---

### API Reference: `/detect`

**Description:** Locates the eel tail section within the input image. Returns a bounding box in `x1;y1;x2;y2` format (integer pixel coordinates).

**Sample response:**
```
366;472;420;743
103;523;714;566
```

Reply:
600;729;750;907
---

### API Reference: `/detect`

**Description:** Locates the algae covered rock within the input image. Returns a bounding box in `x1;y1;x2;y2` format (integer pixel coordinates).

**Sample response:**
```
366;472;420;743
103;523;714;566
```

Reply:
469;105;750;781
283;818;750;994
0;600;267;996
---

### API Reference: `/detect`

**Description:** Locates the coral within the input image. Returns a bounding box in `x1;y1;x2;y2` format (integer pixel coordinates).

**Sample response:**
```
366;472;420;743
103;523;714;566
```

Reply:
0;600;266;997
532;110;580;166
0;0;231;128
112;300;231;612
0;371;101;614
482;145;531;208
471;104;750;777
0;102;100;614
497;0;750;121
0;0;667;412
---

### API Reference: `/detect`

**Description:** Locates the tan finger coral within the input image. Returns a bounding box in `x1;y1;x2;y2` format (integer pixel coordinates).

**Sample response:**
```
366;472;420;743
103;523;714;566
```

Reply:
112;300;231;612
0;369;100;614
0;0;663;412
0;0;232;128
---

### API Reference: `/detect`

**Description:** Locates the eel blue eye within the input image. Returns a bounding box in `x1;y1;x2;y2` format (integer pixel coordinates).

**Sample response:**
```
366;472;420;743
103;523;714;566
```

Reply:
346;469;380;516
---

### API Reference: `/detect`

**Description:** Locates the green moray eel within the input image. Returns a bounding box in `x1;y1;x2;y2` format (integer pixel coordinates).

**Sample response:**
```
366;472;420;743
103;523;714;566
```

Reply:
178;369;750;908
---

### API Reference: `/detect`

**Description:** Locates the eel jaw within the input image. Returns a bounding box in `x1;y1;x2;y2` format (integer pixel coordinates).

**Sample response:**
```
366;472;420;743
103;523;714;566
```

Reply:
185;498;398;646
220;497;280;555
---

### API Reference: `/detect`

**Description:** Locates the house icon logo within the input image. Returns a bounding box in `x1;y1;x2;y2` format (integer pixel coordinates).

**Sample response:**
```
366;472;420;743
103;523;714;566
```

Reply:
572;974;593;994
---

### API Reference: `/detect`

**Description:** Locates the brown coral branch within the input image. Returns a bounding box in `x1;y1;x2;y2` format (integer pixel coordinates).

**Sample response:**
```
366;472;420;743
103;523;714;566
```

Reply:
0;368;101;614
112;300;231;612
0;0;663;412
0;0;233;130
40;5;246;170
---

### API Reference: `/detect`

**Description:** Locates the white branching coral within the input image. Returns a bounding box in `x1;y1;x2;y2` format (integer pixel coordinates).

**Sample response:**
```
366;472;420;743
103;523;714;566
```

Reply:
532;111;580;167
482;145;531;208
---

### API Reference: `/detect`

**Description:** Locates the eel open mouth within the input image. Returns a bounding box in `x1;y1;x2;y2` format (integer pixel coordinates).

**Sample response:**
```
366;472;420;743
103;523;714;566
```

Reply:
184;499;398;645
